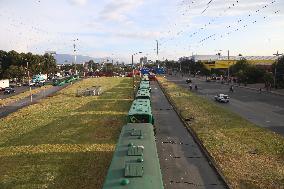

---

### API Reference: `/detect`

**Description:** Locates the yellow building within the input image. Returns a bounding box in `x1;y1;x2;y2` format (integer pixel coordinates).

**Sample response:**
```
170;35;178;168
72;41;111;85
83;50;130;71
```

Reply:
203;59;276;70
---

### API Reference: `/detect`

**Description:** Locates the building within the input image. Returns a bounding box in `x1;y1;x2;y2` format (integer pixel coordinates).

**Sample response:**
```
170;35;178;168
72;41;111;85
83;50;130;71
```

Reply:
140;57;148;65
181;55;278;71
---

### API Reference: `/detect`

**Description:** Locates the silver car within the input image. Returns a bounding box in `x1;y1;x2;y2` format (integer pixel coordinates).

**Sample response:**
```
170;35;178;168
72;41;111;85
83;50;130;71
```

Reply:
214;94;230;103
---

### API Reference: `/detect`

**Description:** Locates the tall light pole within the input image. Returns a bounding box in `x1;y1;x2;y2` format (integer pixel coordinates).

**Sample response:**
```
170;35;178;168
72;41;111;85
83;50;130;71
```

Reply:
156;40;159;68
132;51;142;99
73;38;78;75
273;51;283;88
27;61;32;102
227;50;230;82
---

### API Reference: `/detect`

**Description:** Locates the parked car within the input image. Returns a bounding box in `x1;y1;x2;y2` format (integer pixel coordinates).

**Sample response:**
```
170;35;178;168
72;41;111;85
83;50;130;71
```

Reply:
214;94;229;103
4;87;15;95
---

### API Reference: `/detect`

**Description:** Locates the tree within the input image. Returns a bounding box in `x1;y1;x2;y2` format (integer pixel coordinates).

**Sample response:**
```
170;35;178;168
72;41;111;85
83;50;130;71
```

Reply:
0;50;8;78
230;58;250;75
230;59;265;84
272;56;284;88
245;65;265;83
4;65;25;81
42;53;57;74
0;50;58;79
263;72;273;85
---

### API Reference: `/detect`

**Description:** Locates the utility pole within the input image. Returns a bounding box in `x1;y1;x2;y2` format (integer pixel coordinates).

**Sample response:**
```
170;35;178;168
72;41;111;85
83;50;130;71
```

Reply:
227;50;230;81
156;40;159;68
132;54;134;99
273;51;283;88
132;52;142;99
73;38;78;75
27;62;32;102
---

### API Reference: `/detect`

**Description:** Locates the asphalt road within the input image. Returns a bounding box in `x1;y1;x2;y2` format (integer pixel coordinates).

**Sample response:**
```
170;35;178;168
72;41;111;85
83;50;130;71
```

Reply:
151;81;226;189
0;86;37;99
166;74;284;136
0;85;67;119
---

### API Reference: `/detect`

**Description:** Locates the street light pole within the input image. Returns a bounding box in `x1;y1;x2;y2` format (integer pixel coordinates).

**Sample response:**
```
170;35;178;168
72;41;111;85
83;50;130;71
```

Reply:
73;38;78;75
27;62;32;102
132;52;142;99
273;51;283;88
227;50;230;82
156;40;159;67
132;54;134;99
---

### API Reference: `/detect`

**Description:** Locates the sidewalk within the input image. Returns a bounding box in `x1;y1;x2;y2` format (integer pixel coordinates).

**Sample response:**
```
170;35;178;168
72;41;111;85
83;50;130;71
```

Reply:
227;83;284;96
166;73;284;96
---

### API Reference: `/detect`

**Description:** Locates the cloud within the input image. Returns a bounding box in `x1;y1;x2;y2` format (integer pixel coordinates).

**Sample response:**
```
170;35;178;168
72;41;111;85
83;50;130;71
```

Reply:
68;0;88;6
116;31;161;39
99;0;144;23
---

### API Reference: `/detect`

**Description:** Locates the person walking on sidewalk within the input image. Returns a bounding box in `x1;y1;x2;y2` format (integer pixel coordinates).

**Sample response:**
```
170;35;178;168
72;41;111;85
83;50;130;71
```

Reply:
195;85;198;90
230;85;234;92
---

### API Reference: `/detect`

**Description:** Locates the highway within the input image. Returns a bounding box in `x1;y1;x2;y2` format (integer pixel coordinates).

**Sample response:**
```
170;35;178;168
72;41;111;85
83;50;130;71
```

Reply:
0;86;36;99
0;85;68;119
166;74;284;136
151;81;227;189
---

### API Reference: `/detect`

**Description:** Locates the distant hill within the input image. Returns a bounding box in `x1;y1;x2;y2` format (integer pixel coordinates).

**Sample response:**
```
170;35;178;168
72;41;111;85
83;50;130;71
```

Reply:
54;54;104;64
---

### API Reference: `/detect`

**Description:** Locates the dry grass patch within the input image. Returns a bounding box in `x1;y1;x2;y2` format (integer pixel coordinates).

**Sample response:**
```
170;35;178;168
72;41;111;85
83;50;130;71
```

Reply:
0;77;133;189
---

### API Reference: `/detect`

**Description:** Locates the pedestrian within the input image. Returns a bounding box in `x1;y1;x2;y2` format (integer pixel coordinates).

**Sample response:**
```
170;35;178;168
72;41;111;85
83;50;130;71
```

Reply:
189;84;192;90
230;85;234;92
259;88;262;93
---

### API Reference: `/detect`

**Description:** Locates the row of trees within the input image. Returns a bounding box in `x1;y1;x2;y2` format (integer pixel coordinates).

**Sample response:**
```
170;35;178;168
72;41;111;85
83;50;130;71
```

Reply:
0;50;57;81
230;57;284;88
274;56;284;88
164;59;209;76
163;56;284;88
229;59;270;84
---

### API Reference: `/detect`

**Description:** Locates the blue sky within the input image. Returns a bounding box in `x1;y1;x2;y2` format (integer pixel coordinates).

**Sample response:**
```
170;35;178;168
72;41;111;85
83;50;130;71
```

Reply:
0;0;283;63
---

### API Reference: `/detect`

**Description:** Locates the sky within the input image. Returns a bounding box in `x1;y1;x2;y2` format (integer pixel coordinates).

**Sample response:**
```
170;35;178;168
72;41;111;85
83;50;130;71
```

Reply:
0;0;283;63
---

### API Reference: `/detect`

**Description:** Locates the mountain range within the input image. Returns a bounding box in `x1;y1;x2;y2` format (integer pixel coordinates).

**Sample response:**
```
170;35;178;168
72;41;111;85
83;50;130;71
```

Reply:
54;54;105;64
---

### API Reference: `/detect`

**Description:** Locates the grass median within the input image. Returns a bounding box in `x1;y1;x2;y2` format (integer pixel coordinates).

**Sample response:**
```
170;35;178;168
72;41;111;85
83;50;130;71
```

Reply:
0;85;53;106
158;76;284;189
0;77;133;189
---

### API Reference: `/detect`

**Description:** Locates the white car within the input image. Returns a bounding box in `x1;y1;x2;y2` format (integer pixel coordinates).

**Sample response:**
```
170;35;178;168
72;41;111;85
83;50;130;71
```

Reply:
214;94;230;103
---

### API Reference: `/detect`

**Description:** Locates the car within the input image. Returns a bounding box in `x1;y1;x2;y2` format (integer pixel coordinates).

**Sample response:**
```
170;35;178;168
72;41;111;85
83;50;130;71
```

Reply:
186;79;192;83
4;87;15;95
214;94;229;103
16;83;22;87
29;82;36;86
35;81;45;87
149;73;156;81
22;82;29;86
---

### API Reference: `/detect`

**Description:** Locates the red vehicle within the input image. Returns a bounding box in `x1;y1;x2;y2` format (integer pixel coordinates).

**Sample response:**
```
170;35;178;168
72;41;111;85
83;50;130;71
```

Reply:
149;73;156;81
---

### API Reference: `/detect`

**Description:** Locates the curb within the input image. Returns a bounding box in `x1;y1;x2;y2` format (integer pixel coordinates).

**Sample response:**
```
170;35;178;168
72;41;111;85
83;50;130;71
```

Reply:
233;85;284;96
206;79;284;97
187;76;284;97
157;79;231;189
